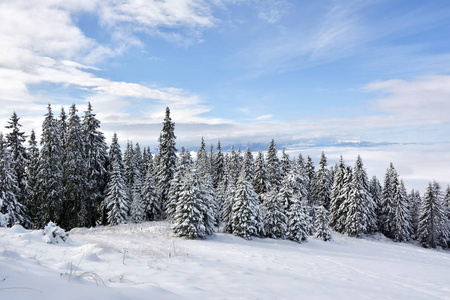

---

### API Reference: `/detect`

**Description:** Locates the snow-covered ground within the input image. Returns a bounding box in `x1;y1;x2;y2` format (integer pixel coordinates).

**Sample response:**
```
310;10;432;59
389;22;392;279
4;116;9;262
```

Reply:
1;222;449;300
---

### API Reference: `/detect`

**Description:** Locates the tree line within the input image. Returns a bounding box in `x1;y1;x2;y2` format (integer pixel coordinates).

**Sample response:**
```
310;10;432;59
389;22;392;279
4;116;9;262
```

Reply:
0;104;449;249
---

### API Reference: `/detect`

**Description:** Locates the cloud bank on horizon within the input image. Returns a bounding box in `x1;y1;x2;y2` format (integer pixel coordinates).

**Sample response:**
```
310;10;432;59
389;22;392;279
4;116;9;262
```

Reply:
0;0;449;190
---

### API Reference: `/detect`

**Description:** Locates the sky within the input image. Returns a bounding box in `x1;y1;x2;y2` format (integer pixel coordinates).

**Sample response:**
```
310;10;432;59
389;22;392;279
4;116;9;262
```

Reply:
0;0;449;192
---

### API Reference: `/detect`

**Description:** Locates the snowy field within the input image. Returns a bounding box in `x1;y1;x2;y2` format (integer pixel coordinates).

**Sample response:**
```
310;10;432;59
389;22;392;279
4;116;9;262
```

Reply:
1;222;450;300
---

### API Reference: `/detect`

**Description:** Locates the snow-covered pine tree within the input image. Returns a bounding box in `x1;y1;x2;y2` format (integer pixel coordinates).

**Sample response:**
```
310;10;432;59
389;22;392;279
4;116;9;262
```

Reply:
335;166;353;233
310;152;331;209
296;154;310;202
63;104;88;229
280;148;291;176
417;181;449;248
254;151;270;198
286;194;309;243
278;168;298;212
129;179;145;223
141;156;161;221
444;185;450;223
220;161;236;233
228;146;241;184
380;163;397;237
212;141;225;189
369;176;383;232
26;130;40;227
156;107;177;217
123;140;135;192
172;169;212;239
409;189;421;239
105;160;129;226
0;134;30;227
58;107;68;152
231;169;263;239
241;147;255;183
314;205;332;241
343;156;375;237
82;102;108;227
36;104;64;227
391;178;412;242
330;156;346;231
262;189;287;239
5;112;30;212
305;155;315;194
266;139;282;191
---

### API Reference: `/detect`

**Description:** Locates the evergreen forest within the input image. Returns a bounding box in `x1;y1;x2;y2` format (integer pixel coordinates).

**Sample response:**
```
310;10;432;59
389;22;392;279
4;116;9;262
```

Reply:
1;104;449;249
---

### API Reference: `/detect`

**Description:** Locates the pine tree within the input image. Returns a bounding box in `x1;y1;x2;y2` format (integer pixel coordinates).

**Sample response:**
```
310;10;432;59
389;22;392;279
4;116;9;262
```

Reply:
123;140;135;192
36;104;64;227
254;151;270;197
334;166;353;233
280;148;291;176
105;161;129;225
314;205;332;241
417;182;449;248
330;156;346;230
266;139;281;191
172;169;212;239
343;156;375;237
369;176;383;232
231;170;263;239
63;104;88;229
228;146;241;184
165;147;192;220
286;196;309;243
409;189;421;239
5;112;30;211
310;152;331;209
380;163;397;237
82;102;108;227
262;189;287;239
241;147;255;183
391;178;412;242
156;107;177;217
141;159;161;221
212;141;225;189
0;134;30;227
220;162;236;233
129;179;145;223
26;130;39;227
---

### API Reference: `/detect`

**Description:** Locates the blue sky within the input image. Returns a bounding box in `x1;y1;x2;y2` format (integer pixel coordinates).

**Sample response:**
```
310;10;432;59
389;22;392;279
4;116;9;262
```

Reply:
0;0;449;191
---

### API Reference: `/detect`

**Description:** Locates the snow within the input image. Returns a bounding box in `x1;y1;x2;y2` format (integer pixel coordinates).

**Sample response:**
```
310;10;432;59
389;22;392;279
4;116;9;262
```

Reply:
1;222;450;299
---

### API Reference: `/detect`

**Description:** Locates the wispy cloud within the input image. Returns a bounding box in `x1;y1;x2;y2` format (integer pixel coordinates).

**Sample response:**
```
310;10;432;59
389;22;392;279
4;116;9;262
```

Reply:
255;114;273;121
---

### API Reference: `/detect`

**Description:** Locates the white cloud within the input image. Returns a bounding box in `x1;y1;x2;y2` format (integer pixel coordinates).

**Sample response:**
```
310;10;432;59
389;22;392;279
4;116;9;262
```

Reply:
255;114;273;120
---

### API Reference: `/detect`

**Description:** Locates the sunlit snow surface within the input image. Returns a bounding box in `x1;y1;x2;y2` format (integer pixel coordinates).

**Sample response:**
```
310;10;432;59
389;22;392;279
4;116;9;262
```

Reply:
1;222;449;299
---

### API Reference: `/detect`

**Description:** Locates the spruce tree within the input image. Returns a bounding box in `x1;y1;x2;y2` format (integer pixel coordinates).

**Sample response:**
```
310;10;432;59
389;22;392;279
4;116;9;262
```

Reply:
141;159;161;221
310;152;331;209
262;189;287;239
156;107;177;217
330;156;346;231
26;130;39;227
280;148;291;176
212;141;225;189
266;139;281;191
129;179;145;223
172;169;212;239
105;161;129;225
380;163;397;237
36;104;64;227
369;176;383;232
391;178;412;242
335;166;353;233
82;102;108;227
231;169;263;239
409;189;421;239
63;104;88;229
254;151;270;197
417;182;449;248
314;205;332;241
5;112;30;211
286;195;309;243
0;134;30;227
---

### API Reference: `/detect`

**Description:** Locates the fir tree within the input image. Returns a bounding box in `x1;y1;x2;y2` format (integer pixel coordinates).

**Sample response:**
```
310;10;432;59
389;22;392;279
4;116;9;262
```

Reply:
314;205;332;241
286;196;309;243
254;151;270;197
5;112;29;211
310;152;331;209
129;179;145;223
36;104;64;227
241;147;255;183
330;156;346;230
266;139;281;191
156;107;177;217
262;189;287;239
63;104;88;229
0;134;30;227
228;146;241;184
369;176;383;232
391;178;412;242
221;163;236;233
26;130;40;227
280;148;291;176
380;163;397;237
305;155;315;204
409;189;421;239
417;182;449;248
212;141;225;189
142;159;161;221
172;169;212;239
335;166;353;233
105;161;129;225
231;169;263;239
82;102;108;227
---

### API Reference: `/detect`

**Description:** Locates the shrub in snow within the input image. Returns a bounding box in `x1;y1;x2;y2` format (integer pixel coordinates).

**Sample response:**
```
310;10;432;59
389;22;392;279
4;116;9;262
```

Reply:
43;221;67;244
